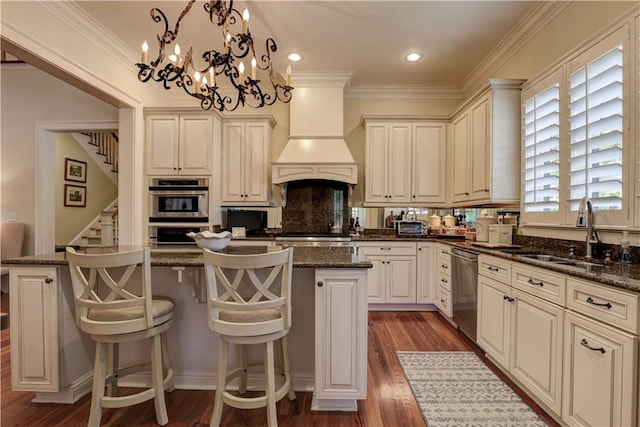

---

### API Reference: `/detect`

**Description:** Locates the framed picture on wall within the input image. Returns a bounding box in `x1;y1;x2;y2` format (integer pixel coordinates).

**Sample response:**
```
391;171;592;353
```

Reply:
65;158;87;183
64;184;86;207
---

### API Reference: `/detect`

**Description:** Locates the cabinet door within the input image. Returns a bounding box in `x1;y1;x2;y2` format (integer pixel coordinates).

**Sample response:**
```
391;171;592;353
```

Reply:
221;122;246;203
385;256;416;304
470;96;490;199
477;275;511;369
451;112;470;201
364;123;388;204
416;243;434;304
315;269;367;400
511;289;563;415
365;255;385;304
10;267;59;391
412;123;447;204
387;123;412;203
179;115;213;175
563;311;637;427
146;115;180;175
243;122;270;203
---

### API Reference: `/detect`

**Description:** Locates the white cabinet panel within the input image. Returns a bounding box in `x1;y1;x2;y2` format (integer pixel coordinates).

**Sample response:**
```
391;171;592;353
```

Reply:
416;243;435;304
314;269;367;401
477;274;511;368
412;123;447;204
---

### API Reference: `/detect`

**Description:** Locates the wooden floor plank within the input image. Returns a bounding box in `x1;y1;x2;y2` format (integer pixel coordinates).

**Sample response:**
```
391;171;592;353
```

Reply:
0;292;559;426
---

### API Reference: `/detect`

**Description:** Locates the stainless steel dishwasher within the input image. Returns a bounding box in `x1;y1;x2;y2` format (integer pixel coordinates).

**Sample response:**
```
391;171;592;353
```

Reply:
451;246;479;342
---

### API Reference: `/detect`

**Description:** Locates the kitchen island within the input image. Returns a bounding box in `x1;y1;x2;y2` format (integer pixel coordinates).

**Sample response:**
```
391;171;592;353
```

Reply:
6;245;372;412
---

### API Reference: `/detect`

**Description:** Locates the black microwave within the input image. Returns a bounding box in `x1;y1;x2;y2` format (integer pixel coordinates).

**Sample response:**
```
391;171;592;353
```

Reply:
226;210;266;235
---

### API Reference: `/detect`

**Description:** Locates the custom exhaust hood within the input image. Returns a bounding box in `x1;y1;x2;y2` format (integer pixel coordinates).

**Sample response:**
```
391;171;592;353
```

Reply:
272;73;357;206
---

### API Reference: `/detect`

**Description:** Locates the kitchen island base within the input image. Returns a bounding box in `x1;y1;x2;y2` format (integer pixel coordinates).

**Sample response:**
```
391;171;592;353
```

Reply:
8;249;369;412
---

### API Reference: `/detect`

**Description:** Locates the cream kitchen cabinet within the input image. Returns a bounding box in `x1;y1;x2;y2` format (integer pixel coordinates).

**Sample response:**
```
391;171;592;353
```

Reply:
477;255;563;415
434;243;452;317
363;121;412;205
9;266;93;402
363;118;447;206
412;122;448;204
450;79;524;205
314;269;367;409
356;242;416;304
221;117;274;205
146;113;213;176
416;242;435;304
562;311;637;427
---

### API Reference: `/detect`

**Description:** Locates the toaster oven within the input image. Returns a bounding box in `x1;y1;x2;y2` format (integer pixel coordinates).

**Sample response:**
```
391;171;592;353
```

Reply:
397;221;427;236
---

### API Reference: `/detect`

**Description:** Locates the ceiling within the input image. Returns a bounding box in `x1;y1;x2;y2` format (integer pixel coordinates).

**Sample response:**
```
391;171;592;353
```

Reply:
76;0;538;90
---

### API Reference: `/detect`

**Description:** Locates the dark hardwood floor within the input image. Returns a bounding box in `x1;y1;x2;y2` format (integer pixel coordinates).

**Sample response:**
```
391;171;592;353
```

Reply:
0;292;559;426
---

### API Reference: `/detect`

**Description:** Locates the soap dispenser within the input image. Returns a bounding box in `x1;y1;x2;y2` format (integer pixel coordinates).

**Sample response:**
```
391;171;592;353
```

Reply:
620;231;632;263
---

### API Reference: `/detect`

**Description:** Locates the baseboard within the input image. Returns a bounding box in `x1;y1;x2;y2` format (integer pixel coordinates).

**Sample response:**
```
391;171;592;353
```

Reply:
368;303;437;311
31;371;93;404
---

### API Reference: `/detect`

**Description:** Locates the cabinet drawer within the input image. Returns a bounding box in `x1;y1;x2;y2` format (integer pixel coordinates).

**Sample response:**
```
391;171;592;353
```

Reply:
566;278;639;335
478;254;511;284
437;270;451;292
356;242;417;256
512;263;565;306
439;287;452;317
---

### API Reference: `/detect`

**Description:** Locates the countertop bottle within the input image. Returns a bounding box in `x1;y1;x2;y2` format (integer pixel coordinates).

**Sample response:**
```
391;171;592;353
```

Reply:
620;231;632;263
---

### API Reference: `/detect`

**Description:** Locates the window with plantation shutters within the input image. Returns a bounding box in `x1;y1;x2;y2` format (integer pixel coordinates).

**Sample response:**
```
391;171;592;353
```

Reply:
568;44;624;212
523;79;561;213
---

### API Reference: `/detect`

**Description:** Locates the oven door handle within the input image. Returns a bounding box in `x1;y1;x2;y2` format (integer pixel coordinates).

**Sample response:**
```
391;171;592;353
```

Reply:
149;191;208;196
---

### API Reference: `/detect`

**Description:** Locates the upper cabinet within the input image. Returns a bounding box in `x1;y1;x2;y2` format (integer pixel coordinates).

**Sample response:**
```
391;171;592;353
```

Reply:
363;118;447;206
451;79;525;206
221;117;274;206
146;113;213;176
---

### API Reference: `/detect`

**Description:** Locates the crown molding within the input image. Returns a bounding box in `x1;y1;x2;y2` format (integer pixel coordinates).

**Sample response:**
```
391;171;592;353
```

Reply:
346;85;464;100
461;1;571;97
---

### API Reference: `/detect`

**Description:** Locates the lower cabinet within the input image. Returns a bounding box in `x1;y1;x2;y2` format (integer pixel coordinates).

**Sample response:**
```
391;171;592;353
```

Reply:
10;266;59;391
416;242;435;304
478;271;564;416
314;269;368;402
434;244;452;317
356;242;417;304
511;288;563;415
562;311;637;427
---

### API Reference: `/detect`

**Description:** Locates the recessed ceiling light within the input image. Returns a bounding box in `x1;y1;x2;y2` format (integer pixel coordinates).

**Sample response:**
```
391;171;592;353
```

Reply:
288;53;302;62
406;52;422;62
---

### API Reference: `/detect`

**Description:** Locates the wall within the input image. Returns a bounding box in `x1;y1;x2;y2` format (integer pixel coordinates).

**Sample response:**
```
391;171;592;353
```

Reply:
0;66;118;255
54;134;118;245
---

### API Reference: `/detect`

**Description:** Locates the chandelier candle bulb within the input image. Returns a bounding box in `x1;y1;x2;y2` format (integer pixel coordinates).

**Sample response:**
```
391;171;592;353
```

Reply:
251;57;257;80
287;65;291;86
174;44;181;67
209;67;215;86
141;41;148;63
201;76;207;92
239;62;245;83
242;8;249;34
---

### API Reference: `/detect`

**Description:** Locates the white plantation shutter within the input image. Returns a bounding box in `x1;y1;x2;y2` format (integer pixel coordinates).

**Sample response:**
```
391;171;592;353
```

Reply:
523;78;561;213
568;44;624;212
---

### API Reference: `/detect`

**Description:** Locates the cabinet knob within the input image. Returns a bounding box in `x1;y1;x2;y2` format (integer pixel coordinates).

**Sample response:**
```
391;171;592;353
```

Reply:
44;277;54;284
317;281;323;287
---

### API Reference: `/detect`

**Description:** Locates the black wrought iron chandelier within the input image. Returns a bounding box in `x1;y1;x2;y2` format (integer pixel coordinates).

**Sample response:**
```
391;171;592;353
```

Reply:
136;0;293;112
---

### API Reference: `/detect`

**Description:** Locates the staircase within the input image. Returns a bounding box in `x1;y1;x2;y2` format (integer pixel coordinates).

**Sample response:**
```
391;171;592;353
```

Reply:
81;131;119;173
81;207;119;247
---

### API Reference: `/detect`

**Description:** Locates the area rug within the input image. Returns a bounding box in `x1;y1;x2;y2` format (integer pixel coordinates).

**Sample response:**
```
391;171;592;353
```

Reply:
396;351;548;427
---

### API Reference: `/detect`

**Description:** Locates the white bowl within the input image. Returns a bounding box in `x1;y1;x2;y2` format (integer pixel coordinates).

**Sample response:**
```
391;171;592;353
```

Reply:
186;231;232;251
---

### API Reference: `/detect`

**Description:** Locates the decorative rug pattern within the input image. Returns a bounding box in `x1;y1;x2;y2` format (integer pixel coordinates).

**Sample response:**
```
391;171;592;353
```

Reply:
396;351;548;427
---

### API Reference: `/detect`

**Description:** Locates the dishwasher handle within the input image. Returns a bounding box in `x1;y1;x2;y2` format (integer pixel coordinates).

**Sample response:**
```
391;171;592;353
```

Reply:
450;251;478;263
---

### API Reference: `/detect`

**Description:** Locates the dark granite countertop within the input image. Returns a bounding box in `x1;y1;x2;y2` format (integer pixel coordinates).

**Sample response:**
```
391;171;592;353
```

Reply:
3;245;372;270
445;241;640;294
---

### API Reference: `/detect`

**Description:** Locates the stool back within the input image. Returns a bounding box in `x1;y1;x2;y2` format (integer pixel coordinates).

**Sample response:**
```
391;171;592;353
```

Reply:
203;248;293;337
66;247;154;335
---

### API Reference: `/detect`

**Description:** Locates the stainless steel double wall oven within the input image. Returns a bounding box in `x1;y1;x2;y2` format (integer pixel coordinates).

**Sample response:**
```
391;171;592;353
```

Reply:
148;178;209;245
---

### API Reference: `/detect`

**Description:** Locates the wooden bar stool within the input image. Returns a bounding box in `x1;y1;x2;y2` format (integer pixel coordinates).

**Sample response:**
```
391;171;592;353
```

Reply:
66;247;175;426
202;247;296;427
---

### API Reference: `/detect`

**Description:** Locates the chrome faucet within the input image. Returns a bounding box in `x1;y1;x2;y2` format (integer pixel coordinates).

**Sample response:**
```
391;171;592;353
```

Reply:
576;197;599;258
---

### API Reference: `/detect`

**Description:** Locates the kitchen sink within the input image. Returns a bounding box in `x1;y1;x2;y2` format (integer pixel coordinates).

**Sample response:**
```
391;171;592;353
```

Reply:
514;253;601;268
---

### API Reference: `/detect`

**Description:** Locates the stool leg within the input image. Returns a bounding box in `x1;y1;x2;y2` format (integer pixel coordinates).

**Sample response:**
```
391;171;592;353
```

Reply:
105;343;118;397
161;332;175;393
265;341;277;427
210;339;228;427
89;342;107;427
151;335;169;426
239;344;248;395
281;336;296;401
